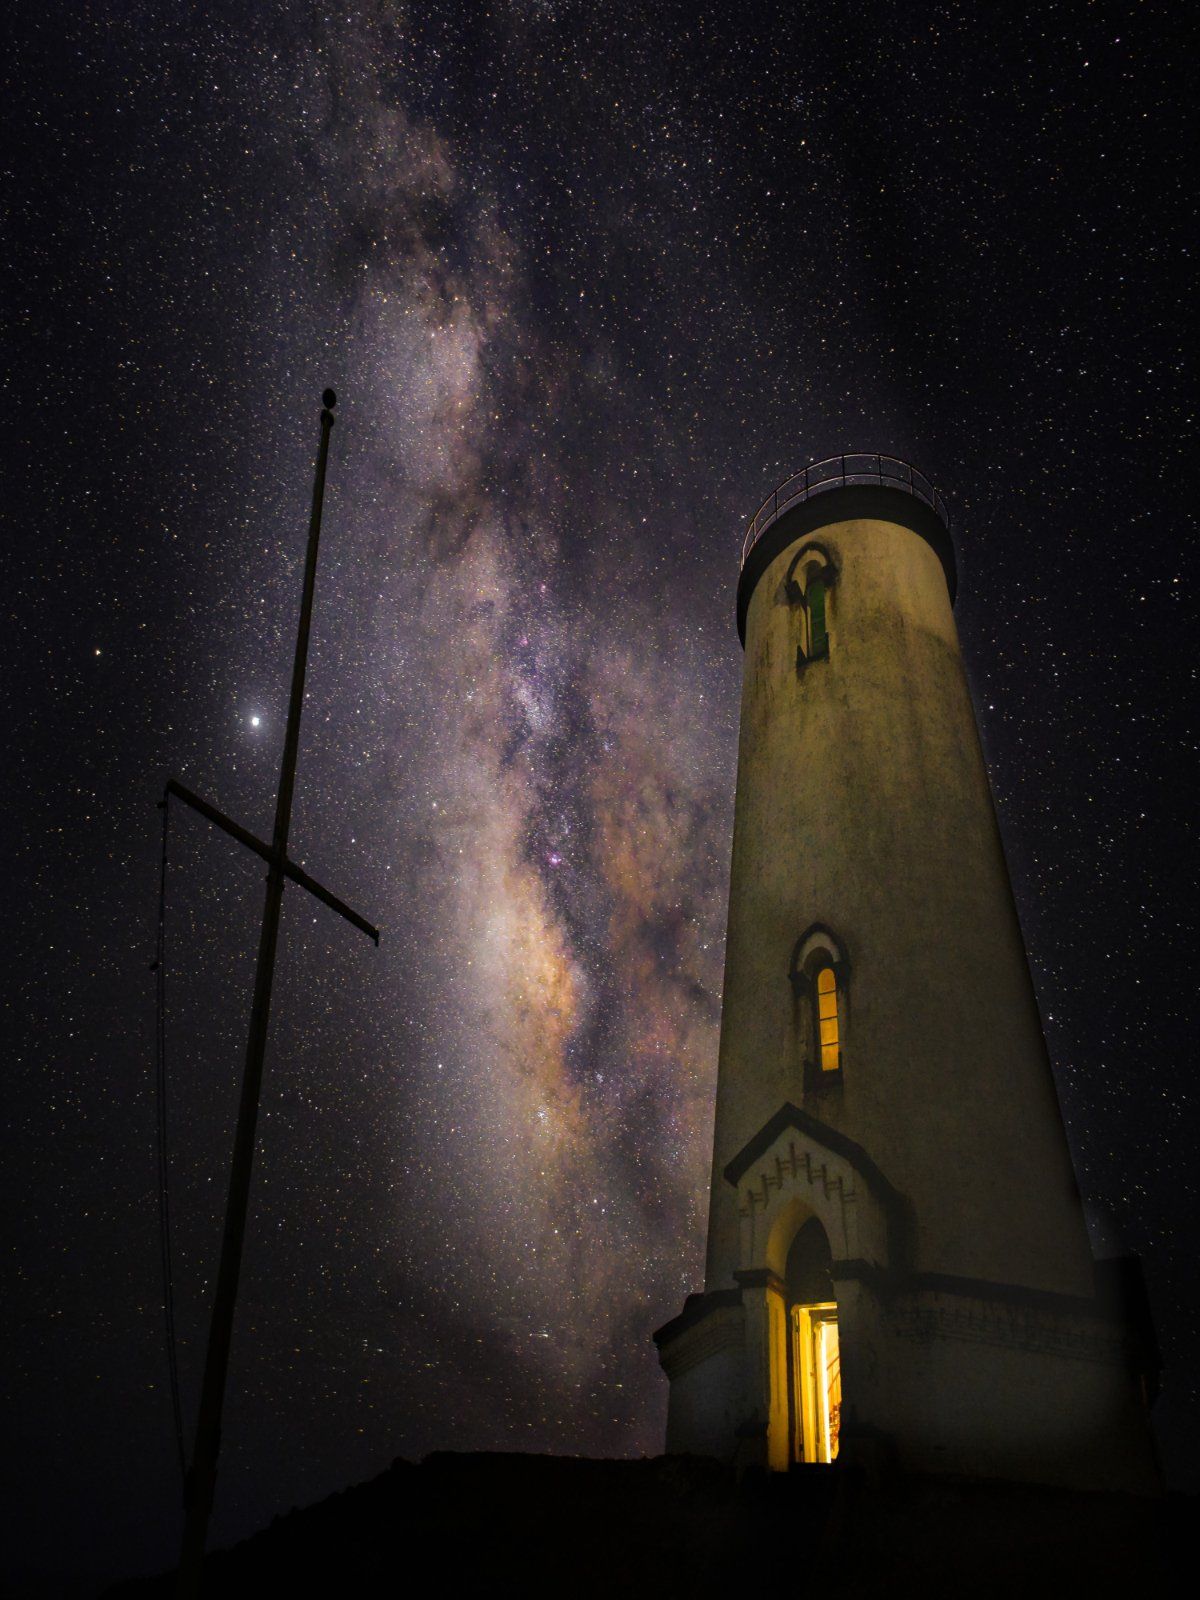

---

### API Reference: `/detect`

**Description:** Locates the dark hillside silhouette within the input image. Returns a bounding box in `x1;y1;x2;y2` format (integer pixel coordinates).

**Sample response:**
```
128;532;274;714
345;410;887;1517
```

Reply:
104;1453;1187;1599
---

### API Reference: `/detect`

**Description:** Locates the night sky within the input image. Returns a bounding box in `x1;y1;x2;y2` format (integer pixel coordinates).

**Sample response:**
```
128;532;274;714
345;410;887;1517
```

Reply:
3;0;1195;1590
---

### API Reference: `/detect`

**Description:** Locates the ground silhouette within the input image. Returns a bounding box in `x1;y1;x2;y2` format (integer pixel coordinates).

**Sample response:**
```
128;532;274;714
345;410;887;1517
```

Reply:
101;1451;1188;1599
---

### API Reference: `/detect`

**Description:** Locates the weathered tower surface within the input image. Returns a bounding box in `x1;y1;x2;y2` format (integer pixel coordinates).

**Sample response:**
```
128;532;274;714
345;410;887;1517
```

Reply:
655;456;1159;1492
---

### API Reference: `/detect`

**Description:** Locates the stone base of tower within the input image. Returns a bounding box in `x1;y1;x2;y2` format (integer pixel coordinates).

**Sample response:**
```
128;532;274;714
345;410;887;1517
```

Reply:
655;1105;1161;1496
656;1271;1159;1494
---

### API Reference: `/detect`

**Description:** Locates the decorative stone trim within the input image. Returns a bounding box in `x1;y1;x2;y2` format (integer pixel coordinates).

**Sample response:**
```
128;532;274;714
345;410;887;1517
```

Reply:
733;1267;786;1294
736;1141;847;1217
723;1103;907;1274
655;1293;745;1381
653;1287;741;1348
891;1290;1127;1366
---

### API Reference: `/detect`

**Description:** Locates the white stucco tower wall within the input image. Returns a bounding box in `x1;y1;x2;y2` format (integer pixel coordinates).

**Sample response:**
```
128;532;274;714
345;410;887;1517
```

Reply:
655;460;1160;1493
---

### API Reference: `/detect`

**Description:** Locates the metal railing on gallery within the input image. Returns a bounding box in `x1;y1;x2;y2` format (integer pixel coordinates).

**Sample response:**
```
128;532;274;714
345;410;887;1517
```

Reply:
741;454;949;568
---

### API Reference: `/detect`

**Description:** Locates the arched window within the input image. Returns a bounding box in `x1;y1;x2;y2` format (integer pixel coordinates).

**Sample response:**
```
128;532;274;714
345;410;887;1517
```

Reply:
790;924;848;1088
786;543;835;666
816;965;840;1073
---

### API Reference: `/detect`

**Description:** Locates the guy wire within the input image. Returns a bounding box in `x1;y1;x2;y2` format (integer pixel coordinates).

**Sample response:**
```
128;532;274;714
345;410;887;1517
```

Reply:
155;790;187;1482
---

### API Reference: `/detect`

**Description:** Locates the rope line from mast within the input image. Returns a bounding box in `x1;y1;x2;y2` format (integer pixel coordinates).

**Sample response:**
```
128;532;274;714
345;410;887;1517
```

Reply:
155;789;188;1482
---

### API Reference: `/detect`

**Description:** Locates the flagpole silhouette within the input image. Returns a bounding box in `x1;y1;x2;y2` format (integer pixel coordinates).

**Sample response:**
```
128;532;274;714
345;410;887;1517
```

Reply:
166;391;379;1598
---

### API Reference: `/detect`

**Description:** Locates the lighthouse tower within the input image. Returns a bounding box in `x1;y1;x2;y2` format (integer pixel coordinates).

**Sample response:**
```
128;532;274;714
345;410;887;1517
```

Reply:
655;458;1159;1491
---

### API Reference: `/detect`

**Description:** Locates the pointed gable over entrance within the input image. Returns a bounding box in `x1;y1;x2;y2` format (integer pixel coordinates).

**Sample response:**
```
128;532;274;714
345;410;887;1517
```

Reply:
722;1103;910;1278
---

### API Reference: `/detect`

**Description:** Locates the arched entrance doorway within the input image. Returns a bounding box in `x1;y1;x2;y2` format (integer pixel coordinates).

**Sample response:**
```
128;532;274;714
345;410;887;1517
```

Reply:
785;1219;841;1464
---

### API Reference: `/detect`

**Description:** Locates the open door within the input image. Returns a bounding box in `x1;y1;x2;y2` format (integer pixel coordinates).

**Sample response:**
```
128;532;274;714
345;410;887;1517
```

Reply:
791;1301;841;1463
784;1217;841;1465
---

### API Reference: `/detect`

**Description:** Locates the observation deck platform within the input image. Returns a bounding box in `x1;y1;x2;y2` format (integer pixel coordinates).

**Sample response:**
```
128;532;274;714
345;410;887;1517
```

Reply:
736;453;955;644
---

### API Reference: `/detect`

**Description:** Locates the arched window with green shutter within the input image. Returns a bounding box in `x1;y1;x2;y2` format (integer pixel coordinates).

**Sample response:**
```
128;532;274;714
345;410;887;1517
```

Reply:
786;544;834;669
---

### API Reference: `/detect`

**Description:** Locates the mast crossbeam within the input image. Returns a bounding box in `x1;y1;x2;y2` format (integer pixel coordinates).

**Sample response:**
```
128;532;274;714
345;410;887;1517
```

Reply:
164;778;379;944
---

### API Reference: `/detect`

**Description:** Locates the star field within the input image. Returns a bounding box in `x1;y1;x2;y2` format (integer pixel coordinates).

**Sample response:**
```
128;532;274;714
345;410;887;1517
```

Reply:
1;1;1195;1589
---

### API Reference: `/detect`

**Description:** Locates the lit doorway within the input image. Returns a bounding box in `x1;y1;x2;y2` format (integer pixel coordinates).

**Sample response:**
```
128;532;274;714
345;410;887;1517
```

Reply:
790;1302;841;1463
783;1217;841;1465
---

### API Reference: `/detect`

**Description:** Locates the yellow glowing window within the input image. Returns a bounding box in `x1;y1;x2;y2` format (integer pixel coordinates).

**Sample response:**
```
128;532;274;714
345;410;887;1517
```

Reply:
817;966;839;1072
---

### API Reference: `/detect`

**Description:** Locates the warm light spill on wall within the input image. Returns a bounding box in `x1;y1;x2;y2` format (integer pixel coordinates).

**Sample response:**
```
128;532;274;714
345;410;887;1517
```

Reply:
816;1314;841;1463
